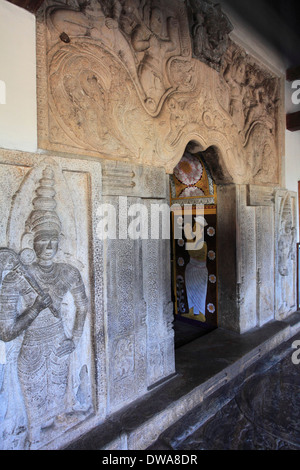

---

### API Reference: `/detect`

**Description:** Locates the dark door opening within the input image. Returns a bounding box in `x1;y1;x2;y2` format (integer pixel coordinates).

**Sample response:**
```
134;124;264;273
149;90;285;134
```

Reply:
170;147;218;348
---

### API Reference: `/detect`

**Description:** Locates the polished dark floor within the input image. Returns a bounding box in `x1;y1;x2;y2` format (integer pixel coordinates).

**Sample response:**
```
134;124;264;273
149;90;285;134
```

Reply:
67;312;300;450
149;329;300;450
174;319;211;349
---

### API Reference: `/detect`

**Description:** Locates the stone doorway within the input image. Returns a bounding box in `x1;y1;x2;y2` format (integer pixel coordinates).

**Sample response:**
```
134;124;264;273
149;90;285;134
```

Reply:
170;146;218;347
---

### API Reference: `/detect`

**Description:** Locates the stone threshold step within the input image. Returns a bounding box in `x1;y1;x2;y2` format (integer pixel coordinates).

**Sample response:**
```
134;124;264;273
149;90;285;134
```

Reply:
65;311;300;450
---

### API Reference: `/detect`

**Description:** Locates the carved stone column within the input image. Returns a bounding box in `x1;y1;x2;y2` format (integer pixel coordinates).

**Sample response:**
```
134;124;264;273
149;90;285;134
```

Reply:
217;184;256;333
217;183;284;333
274;189;298;319
101;161;174;412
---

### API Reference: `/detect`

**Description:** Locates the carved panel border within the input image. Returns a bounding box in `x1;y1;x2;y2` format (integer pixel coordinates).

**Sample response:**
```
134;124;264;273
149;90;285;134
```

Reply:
0;148;105;450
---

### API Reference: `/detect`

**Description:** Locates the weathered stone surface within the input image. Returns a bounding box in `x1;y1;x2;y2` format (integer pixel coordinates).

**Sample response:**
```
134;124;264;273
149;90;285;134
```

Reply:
101;160;166;198
0;148;175;449
275;189;297;319
186;0;233;71
216;183;293;333
0;0;296;452
0;149;104;450
36;0;283;185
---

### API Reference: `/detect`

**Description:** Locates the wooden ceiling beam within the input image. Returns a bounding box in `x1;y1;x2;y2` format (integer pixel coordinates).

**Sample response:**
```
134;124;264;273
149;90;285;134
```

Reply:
286;111;300;132
286;65;300;82
5;0;45;14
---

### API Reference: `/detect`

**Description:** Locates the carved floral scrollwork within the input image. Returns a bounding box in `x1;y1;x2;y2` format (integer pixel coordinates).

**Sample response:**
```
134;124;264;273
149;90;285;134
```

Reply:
47;0;195;117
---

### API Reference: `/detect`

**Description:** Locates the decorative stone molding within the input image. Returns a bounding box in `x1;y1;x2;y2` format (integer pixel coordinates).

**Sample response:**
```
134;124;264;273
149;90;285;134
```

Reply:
186;0;233;71
36;0;284;186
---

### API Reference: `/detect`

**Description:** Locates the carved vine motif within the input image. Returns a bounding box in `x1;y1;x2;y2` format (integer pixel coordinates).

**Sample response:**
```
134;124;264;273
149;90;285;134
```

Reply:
186;0;233;71
218;41;279;143
46;0;195;117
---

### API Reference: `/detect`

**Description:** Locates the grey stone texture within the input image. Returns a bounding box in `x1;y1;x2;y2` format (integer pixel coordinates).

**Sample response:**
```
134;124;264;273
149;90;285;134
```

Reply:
0;0;297;452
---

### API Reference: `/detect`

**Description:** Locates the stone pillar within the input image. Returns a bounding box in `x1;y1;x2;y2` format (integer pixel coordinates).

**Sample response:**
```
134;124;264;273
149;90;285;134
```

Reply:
274;189;298;319
101;161;175;413
217;184;281;333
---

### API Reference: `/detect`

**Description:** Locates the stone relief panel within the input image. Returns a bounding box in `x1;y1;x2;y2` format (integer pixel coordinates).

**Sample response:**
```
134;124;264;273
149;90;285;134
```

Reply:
37;0;196;162
216;40;281;184
0;150;104;450
98;165;173;411
37;0;283;184
186;0;233;71
275;190;297;319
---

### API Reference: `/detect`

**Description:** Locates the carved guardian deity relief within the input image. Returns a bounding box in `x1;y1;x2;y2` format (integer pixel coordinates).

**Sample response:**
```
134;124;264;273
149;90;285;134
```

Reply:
0;153;102;450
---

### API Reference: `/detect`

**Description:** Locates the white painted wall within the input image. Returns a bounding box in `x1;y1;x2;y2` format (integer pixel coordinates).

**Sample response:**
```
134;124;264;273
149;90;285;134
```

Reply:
0;0;37;152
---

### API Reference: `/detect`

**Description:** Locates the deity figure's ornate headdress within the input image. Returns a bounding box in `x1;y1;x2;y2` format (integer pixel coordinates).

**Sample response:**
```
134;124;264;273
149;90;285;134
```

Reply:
24;166;62;238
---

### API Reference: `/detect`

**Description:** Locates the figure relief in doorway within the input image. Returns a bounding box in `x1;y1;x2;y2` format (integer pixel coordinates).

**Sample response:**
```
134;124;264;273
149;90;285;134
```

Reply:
0;165;92;449
184;216;208;323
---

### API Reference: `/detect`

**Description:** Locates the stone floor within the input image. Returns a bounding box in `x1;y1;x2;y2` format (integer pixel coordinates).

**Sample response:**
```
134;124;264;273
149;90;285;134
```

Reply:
149;325;300;450
66;311;300;450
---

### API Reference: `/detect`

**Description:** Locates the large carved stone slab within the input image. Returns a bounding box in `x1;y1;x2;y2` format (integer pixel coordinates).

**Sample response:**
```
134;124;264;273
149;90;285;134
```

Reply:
100;168;175;411
275;189;297;319
36;0;284;186
217;183;287;333
0;149;104;450
186;0;233;71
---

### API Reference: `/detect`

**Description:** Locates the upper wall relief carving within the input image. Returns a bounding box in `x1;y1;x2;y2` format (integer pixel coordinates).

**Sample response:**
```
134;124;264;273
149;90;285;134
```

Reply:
37;0;283;185
48;0;195;116
38;0;196;160
186;0;233;71
216;41;280;182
